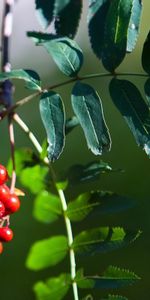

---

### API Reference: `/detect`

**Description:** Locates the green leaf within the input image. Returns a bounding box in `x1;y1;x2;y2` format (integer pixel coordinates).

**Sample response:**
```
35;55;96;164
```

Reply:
142;31;150;74
44;37;83;77
39;91;66;162
35;0;55;29
65;116;79;135
76;266;140;289
66;191;135;222
127;0;142;52
88;0;110;59
26;236;68;270
34;273;71;300
40;139;48;160
33;190;62;224
102;295;128;300
71;82;111;155
102;0;132;71
109;78;150;156
144;79;150;107
0;69;41;91
20;165;49;194
67;160;117;184
73;227;141;255
54;0;83;38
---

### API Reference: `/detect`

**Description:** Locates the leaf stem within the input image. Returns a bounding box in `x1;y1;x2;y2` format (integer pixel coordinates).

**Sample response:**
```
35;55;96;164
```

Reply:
8;114;16;192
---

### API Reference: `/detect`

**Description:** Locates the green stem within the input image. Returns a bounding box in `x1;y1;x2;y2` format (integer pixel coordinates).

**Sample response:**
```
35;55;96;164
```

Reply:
14;113;79;300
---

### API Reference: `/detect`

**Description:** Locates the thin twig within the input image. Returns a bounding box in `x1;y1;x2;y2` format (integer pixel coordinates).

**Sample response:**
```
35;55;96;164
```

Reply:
8;114;16;192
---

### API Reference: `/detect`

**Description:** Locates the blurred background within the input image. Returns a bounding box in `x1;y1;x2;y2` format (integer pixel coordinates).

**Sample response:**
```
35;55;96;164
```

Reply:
0;1;150;299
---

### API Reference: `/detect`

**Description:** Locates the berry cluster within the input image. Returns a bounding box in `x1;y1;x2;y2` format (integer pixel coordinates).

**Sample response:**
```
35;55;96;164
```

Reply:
0;164;20;254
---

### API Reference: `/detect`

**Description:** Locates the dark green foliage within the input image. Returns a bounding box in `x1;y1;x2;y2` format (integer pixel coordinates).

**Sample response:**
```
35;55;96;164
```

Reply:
102;295;128;300
54;0;83;38
65;116;79;134
144;78;150;107
39;91;65;162
71;82;111;155
109;78;150;156
35;0;55;29
142;31;150;74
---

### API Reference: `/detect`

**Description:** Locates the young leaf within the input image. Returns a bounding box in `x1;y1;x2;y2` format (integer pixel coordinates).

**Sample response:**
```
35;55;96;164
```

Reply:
76;266;140;289
54;0;83;38
142;31;150;74
0;69;41;91
102;295;128;300
35;0;55;29
144;79;150;107
127;0;142;52
88;0;110;59
101;0;132;72
39;91;66;162
34;273;71;300
26;236;68;270
45;38;83;77
109;78;150;156
33;190;62;224
73;227;141;255
71;82;111;155
65;116;79;135
66;191;134;222
20;165;49;194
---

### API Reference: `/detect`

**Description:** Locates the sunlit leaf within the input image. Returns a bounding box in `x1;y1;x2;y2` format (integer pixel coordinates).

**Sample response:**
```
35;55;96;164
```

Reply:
54;0;83;38
39;91;65;162
33;190;62;224
88;0;110;59
34;273;71;300
142;31;150;74
26;236;68;270
67;191;135;222
109;78;150;156
65;116;79;135
76;266;140;289
71;82;111;155
0;69;41;91
102;0;132;71
73;227;141;255
127;0;142;52
35;0;55;29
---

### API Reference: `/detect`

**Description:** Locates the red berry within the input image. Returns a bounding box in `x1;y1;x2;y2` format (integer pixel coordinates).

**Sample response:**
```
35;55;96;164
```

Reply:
0;227;13;242
0;185;10;203
0;242;3;254
0;201;5;218
4;194;20;215
0;165;8;185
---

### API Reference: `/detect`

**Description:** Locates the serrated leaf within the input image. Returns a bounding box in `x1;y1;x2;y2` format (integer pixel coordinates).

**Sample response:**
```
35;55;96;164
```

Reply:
0;69;41;91
65;116;79;135
142;31;150;74
35;0;55;29
66;191;134;222
102;0;132;71
144;79;150;107
54;0;83;38
26;236;68;270
39;91;65;162
33;190;62;224
20;165;49;194
88;0;110;59
127;0;142;52
34;273;71;300
71;82;111;155
102;294;128;300
73;227;141;255
109;78;150;156
76;266;140;289
67;160;118;185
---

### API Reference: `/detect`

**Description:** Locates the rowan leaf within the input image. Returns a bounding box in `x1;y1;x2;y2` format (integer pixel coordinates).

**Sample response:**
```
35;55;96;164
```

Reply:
35;0;55;29
142;31;150;74
127;0;142;52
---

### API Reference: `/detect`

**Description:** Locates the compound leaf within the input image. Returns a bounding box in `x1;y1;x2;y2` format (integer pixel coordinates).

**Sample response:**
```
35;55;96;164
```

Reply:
39;91;65;162
109;78;150;156
127;0;142;52
26;236;68;270
71;82;111;155
73;227;141;255
35;0;55;29
34;273;71;300
33;190;62;224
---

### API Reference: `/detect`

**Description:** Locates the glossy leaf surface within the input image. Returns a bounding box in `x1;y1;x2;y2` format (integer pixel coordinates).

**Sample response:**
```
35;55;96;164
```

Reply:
127;0;142;52
35;0;55;29
39;91;65;162
71;82;111;155
144;78;150;107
